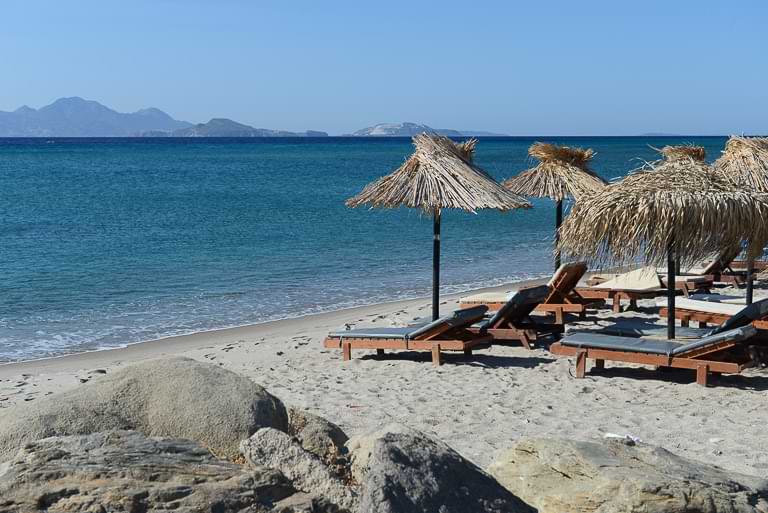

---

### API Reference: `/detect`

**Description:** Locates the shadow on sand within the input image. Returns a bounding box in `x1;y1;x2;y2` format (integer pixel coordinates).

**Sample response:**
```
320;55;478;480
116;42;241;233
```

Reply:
583;365;768;391
357;350;554;369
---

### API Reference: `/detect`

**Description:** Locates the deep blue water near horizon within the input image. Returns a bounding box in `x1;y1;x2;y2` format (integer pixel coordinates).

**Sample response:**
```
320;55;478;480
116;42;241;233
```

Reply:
0;136;728;362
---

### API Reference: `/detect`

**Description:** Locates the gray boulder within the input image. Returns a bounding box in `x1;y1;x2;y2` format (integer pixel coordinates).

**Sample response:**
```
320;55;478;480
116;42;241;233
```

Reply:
358;431;534;513
241;428;357;512
288;407;348;465
488;437;768;513
0;430;339;512
345;422;416;483
0;357;287;461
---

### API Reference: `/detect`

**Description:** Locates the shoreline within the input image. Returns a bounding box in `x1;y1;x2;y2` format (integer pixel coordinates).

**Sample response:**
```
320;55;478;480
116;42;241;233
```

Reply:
0;275;550;378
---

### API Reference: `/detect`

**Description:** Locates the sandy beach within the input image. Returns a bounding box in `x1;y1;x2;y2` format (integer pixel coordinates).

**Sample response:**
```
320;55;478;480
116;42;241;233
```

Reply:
2;276;767;477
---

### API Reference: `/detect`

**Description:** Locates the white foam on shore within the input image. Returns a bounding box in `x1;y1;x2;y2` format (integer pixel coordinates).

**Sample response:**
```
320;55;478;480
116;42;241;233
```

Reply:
0;272;551;365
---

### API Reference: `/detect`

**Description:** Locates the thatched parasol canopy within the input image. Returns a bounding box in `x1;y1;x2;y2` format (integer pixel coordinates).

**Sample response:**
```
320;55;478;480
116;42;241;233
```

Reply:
502;142;606;202
558;144;768;338
346;133;530;212
347;133;531;320
558;145;768;268
714;136;768;192
502;142;606;269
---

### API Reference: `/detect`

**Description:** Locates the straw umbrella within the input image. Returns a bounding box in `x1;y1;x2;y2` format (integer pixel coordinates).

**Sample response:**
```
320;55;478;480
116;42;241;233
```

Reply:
714;136;768;303
558;145;768;339
503;143;606;269
347;133;531;320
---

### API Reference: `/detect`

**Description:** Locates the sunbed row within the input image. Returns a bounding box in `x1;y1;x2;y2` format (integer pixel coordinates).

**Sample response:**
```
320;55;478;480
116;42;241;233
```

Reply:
323;257;767;387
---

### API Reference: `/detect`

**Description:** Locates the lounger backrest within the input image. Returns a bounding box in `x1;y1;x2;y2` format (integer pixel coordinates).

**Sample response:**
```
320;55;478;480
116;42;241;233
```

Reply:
710;297;768;335
409;305;489;339
671;325;756;356
486;285;550;329
546;262;587;300
701;246;741;275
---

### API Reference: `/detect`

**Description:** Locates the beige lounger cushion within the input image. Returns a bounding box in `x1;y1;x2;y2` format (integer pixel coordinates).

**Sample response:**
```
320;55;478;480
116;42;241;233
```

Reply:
461;291;511;303
655;297;743;316
593;266;662;291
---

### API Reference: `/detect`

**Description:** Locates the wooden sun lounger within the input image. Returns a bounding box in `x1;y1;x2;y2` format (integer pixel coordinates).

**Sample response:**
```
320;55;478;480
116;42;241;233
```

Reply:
460;263;603;325
730;259;768;272
550;325;758;386
323;306;492;366
677;248;748;286
658;297;768;330
469;285;562;349
578;280;714;314
585;275;713;298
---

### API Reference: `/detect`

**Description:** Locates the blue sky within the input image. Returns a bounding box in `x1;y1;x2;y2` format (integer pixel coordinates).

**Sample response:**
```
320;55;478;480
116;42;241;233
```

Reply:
1;1;766;135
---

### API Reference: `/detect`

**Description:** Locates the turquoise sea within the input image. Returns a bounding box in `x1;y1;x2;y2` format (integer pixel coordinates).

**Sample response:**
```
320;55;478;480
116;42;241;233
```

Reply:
0;136;728;362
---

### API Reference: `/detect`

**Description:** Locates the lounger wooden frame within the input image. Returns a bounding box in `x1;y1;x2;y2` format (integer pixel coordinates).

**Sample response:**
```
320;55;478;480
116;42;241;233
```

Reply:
659;307;768;330
550;340;754;386
323;319;492;366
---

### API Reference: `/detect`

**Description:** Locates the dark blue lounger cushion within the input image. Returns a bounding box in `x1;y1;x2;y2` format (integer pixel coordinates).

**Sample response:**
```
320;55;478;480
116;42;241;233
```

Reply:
561;325;756;356
477;285;550;331
329;305;488;340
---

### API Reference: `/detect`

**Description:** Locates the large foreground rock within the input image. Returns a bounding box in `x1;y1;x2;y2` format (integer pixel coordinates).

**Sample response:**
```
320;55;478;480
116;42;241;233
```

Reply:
358;430;534;513
488;437;768;513
0;430;339;512
0;357;287;461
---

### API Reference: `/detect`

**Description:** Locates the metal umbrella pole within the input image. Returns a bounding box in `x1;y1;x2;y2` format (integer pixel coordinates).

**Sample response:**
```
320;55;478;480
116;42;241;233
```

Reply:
432;208;441;321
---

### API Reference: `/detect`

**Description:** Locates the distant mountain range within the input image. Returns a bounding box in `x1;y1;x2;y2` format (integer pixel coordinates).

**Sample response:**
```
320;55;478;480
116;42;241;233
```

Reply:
0;97;327;137
0;98;510;138
349;122;507;137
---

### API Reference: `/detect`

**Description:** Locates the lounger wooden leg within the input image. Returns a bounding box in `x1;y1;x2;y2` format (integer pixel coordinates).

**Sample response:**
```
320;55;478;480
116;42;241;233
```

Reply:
594;359;605;371
696;364;709;386
520;332;532;350
463;348;473;357
432;344;442;366
699;321;707;329
612;294;621;313
376;349;385;357
681;316;690;328
342;342;351;362
629;299;638;311
575;350;587;378
579;310;587;320
555;308;564;326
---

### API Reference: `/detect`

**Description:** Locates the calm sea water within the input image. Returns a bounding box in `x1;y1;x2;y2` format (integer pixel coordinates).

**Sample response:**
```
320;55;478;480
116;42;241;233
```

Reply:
0;136;728;362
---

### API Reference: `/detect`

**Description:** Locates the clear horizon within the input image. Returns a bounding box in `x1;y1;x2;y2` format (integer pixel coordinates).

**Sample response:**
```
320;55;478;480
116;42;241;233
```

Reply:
2;1;766;135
